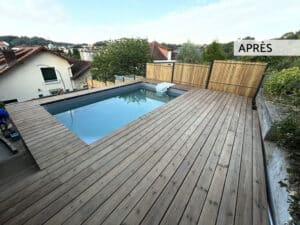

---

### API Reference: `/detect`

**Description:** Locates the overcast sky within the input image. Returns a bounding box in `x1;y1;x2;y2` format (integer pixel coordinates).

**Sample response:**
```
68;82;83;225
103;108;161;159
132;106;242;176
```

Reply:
0;0;299;44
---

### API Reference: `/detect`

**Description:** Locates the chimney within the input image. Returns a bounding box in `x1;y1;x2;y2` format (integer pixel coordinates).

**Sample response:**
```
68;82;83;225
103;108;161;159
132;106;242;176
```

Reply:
167;51;172;60
2;49;16;65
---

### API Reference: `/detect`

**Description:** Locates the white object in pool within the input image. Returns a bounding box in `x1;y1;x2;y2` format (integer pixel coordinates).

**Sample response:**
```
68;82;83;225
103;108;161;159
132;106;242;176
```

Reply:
156;82;174;93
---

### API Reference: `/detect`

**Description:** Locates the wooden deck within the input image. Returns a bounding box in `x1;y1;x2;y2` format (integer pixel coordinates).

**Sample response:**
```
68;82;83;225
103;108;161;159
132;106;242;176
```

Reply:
0;85;269;225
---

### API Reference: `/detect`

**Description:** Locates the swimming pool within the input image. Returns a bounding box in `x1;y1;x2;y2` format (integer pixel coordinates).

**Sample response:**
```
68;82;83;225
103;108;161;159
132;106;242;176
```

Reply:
44;83;183;144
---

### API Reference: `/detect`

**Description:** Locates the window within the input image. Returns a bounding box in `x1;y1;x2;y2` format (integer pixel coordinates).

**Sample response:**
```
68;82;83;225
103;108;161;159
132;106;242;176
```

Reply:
41;67;57;82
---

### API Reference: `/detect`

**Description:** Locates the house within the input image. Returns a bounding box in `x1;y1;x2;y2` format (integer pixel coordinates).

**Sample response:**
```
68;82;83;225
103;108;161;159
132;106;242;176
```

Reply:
0;46;91;103
149;41;177;62
68;58;92;89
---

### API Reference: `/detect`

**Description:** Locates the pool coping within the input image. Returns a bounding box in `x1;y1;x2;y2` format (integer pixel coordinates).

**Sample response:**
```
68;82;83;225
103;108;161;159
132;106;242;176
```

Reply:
5;81;191;169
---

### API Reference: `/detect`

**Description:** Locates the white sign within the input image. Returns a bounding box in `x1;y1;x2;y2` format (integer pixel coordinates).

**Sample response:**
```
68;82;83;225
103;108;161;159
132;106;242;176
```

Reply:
234;40;300;56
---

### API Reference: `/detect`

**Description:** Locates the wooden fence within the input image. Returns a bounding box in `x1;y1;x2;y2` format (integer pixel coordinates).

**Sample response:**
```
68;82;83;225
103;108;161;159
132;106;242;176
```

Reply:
208;60;267;97
146;63;172;82
173;63;210;88
146;61;267;97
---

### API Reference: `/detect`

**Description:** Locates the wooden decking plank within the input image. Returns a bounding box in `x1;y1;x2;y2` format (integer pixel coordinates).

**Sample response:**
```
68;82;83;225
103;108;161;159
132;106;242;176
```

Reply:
252;111;269;225
215;98;247;225
32;134;83;160
102;94;233;225
120;94;234;225
64;92;227;225
30;133;79;157
0;88;270;225
234;98;253;225
196;97;244;225
36;142;87;169
12;115;56;130
22;124;69;143
138;95;238;225
23;124;66;143
176;97;241;225
0;90;209;224
160;96;243;225
0;89;197;201
25;90;219;225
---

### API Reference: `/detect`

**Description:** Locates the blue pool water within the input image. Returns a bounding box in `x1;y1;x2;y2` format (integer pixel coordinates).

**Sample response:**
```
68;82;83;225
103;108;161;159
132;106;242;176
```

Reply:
53;88;175;144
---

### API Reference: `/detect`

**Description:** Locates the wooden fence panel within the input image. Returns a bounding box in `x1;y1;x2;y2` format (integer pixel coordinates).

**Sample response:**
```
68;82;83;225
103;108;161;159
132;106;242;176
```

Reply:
173;63;210;88
146;63;172;82
208;60;267;97
87;80;106;88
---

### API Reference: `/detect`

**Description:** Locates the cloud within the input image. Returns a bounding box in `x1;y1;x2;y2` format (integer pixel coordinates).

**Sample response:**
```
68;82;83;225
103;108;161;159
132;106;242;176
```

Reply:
0;0;299;44
0;0;65;24
0;0;66;40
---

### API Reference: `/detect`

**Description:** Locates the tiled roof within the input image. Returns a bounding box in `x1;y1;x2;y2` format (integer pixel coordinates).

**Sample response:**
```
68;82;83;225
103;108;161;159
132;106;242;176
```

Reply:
67;58;90;79
149;41;169;60
0;46;46;75
0;46;90;79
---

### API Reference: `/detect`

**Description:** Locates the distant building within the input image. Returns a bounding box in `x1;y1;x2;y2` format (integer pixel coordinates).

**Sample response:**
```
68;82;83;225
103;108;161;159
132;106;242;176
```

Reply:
79;47;97;61
149;41;177;62
0;46;90;102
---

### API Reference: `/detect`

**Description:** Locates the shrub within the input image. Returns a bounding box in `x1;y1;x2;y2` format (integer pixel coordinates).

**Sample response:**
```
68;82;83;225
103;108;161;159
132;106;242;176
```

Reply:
0;101;4;108
271;111;300;150
264;67;300;107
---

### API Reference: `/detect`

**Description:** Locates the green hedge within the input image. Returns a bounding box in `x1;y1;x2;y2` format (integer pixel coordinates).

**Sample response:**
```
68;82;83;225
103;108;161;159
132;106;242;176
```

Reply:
264;67;300;107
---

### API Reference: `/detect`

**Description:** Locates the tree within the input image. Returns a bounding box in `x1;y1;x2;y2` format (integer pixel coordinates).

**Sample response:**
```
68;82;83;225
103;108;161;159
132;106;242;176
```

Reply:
71;48;81;59
222;41;234;59
203;41;227;62
176;41;203;63
93;40;109;47
91;38;150;83
0;35;74;47
161;42;181;51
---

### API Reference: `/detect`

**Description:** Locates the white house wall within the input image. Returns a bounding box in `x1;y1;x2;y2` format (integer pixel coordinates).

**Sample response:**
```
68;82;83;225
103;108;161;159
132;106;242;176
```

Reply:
0;52;73;102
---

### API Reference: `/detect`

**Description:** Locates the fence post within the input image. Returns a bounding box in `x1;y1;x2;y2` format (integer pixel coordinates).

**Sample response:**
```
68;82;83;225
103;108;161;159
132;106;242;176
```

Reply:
205;60;214;89
171;62;175;83
252;63;269;109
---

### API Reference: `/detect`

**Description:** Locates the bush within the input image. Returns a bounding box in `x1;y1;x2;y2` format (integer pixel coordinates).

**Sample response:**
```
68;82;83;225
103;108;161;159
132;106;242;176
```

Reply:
0;101;4;108
271;111;300;150
264;67;300;106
